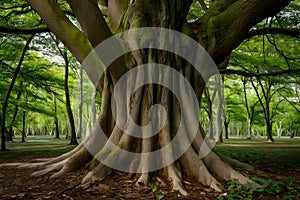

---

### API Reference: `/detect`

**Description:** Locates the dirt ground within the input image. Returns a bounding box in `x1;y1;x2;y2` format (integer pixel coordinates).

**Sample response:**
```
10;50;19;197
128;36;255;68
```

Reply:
0;153;299;200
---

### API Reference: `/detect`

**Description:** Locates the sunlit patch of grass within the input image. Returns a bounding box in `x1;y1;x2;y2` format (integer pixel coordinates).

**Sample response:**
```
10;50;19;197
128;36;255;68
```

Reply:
0;136;76;164
215;138;300;167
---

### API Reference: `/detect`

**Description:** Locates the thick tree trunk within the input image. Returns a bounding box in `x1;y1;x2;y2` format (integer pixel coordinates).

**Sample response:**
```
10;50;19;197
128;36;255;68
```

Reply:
12;0;291;195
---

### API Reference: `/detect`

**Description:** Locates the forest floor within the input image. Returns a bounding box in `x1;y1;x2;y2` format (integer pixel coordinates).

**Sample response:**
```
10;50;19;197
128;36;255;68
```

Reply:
0;136;299;200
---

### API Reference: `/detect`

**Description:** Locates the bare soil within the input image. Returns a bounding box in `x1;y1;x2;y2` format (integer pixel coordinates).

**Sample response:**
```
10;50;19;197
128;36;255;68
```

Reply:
0;152;299;200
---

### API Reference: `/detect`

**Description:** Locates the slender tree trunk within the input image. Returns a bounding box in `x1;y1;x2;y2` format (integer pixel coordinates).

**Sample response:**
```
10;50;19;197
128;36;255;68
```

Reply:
205;88;217;140
224;118;229;139
251;77;274;142
7;81;23;141
22;110;26;142
53;94;60;139
76;67;83;139
276;121;283;138
64;57;78;145
1;34;34;151
215;76;224;143
265;82;274;142
243;79;253;139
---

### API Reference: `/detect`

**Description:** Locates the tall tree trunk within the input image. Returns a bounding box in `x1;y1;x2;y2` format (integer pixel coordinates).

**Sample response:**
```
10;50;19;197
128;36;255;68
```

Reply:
64;54;78;145
1;34;34;151
7;81;23;141
22;110;26;142
205;88;217;140
243;79;253;139
224;117;229;139
76;67;83;139
251;77;274;142
265;82;274;142
215;76;224;143
53;94;60;139
276;121;283;138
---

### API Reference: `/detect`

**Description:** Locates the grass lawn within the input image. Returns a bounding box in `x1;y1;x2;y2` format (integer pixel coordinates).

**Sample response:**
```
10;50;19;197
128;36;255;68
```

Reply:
0;135;76;164
214;138;300;168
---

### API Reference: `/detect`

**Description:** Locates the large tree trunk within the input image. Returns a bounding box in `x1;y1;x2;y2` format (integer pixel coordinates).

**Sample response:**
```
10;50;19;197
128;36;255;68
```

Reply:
7;0;290;195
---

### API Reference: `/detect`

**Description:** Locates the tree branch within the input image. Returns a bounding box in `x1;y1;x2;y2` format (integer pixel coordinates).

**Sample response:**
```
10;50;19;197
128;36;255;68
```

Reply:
107;0;128;30
67;0;127;84
199;0;292;64
26;0;93;64
0;4;29;10
280;94;300;114
247;27;300;39
0;25;48;34
220;68;300;77
198;0;208;11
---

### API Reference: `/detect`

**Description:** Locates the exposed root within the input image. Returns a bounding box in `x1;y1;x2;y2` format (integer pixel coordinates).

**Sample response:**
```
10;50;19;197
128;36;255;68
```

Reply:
192;127;258;188
82;163;112;184
203;151;255;186
31;160;66;177
217;153;256;171
167;163;188;196
136;173;150;186
0;163;25;168
180;146;223;192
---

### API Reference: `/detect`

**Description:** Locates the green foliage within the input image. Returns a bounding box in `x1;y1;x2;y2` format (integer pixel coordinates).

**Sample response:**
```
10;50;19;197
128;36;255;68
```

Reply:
218;177;300;200
107;188;123;199
152;186;164;200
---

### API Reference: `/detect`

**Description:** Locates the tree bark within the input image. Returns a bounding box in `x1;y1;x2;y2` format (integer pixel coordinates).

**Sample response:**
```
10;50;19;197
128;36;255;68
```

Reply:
53;94;60;139
243;78;253;139
63;52;78;145
7;81;23;141
76;67;83;139
22;110;26;142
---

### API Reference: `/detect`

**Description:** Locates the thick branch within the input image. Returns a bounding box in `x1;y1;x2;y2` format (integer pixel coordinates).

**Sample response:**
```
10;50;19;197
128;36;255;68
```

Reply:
220;68;300;77
198;0;208;12
247;27;300;39
199;0;292;64
0;25;48;34
67;0;127;83
108;0;128;30
26;0;93;64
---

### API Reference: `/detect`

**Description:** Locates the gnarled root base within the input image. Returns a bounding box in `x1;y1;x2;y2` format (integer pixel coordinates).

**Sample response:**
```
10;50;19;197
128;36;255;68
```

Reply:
0;136;258;196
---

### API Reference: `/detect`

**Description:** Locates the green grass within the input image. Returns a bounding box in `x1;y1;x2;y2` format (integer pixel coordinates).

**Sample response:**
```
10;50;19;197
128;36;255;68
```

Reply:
214;138;300;168
0;135;76;164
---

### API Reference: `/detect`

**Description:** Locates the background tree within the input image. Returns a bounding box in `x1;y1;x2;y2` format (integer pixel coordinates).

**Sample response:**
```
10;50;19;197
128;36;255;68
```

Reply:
1;34;34;150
